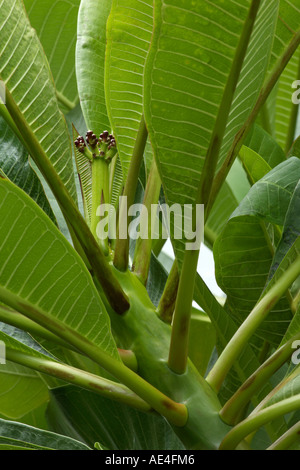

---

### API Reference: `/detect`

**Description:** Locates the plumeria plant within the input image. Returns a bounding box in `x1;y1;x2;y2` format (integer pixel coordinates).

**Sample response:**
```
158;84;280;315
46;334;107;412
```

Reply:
0;0;299;451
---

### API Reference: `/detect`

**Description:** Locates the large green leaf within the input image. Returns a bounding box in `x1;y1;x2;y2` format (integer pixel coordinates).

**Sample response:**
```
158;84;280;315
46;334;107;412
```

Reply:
0;361;48;420
24;0;80;112
0;177;119;362
214;158;300;346
269;182;300;280
193;271;288;449
270;1;300;150
280;240;300;343
0;117;55;223
144;0;278;264
105;0;153;177
76;0;112;135
0;323;54;419
0;418;90;450
0;0;77;203
48;385;185;450
239;146;273;185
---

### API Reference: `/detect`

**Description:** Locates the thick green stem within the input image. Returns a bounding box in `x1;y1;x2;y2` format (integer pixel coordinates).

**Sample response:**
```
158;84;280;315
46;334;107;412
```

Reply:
6;348;149;412
0;285;187;427
132;158;161;285
157;261;180;324
220;332;300;425
4;89;129;314
267;421;300;450
114;115;148;271
0;304;138;370
219;395;300;450
168;249;199;374
206;255;300;392
207;29;300;217
91;157;109;255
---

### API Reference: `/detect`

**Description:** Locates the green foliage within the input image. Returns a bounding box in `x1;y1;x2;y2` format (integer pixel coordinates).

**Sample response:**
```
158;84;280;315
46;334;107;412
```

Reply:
0;0;299;451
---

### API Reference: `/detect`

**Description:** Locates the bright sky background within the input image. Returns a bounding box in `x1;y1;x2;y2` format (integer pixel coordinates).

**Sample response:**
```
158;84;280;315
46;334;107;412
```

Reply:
162;238;224;298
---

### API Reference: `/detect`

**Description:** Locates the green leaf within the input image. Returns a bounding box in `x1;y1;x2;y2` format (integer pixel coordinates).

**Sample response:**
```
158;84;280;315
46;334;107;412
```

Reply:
205;181;239;247
0;177;119;362
193;273;288;448
269;182;300;280
239;145;272;185
0;0;77;204
229;158;300;224
76;0;112;135
265;365;300;407
0;322;58;419
0;418;90;450
0;361;48;420
0;117;55;223
105;0;153;177
244;124;286;168
288;132;300;158
217;0;279;169
194;274;268;402
270;0;300;151
144;0;277;264
214;159;300;346
48;385;185;450
188;309;216;377
24;0;80;112
280;240;300;343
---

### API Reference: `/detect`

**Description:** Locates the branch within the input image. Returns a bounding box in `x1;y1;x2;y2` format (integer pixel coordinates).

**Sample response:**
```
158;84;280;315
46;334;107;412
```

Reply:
219;395;300;450
206;255;300;392
157;260;180;324
197;0;262;210
0;304;138;370
168;0;262;375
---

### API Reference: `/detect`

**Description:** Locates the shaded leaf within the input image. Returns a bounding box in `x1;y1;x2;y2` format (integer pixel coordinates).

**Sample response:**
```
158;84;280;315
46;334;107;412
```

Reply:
244;124;286;168
24;0;80;112
0;0;78;204
0;117;55;223
76;0;112;135
144;0;277;265
48;385;185;450
0;418;90;450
